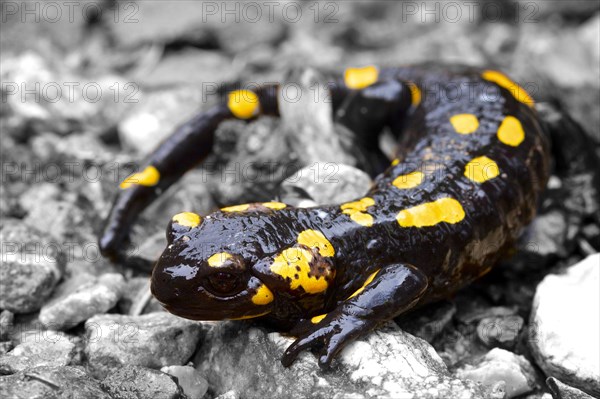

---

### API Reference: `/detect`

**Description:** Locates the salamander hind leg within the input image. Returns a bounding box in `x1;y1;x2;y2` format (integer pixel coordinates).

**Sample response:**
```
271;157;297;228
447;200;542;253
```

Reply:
335;75;414;176
281;263;428;368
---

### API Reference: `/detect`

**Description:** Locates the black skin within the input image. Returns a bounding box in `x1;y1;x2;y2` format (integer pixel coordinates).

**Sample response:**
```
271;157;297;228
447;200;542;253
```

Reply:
99;65;550;368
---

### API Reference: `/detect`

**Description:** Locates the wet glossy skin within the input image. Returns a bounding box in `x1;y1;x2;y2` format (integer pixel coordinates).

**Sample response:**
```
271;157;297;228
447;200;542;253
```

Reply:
101;64;550;368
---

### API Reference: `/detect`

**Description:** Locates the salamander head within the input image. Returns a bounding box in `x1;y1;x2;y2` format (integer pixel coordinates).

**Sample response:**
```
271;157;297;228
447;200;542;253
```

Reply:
151;210;277;321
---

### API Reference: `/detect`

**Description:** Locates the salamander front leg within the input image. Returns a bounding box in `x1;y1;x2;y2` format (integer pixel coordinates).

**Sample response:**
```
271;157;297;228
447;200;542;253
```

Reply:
281;263;428;368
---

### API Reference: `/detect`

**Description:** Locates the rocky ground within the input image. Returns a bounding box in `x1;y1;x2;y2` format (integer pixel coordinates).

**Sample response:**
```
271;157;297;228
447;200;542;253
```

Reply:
1;1;599;398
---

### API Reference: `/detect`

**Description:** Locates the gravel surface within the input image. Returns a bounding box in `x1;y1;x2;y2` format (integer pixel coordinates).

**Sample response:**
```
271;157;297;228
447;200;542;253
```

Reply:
1;1;599;398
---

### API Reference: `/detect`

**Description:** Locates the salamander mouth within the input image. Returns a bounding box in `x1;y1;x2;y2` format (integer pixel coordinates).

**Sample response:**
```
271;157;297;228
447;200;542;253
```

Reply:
151;273;264;321
159;301;265;321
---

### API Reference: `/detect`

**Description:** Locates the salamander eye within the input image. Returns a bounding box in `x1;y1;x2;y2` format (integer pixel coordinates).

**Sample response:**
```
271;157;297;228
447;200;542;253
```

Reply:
206;272;242;296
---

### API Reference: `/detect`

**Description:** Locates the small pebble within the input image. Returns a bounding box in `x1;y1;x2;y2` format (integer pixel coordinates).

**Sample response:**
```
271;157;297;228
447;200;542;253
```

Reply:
118;87;204;155
102;365;185;399
529;254;600;397
477;314;524;349
85;312;204;379
214;391;240;399
0;330;76;374
195;321;485;398
546;376;595;399
0;311;15;341
397;301;456;342
39;273;126;330
0;342;14;356
281;163;372;206
118;277;152;315
0;366;110;398
456;348;537;399
161;365;209;399
0;252;62;314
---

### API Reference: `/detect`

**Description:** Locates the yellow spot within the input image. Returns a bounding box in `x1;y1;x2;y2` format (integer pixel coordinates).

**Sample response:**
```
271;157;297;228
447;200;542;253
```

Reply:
464;156;500;183
397;198;465;228
311;314;326;324
172;212;201;228
341;197;375;211
207;252;233;268
270;248;329;294
349;212;374;227
477;265;493;279
482;70;534;107
297;229;335;257
391;159;400;166
393;171;424;189
344;65;378;89
497;115;525;147
251;284;274;305
348;270;379;299
408;82;421;107
229;310;270;320
221;204;250;213
119;166;160;189
262;202;286;210
450;114;479;135
341;197;376;227
228;90;259;119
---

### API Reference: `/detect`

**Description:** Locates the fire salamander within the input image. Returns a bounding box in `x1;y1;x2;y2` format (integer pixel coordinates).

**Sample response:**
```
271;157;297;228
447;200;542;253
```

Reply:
99;64;550;368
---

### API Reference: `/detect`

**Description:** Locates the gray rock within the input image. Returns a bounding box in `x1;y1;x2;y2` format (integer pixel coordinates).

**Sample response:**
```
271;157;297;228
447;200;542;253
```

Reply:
0;365;110;398
107;2;213;48
457;348;537;399
16;185;100;252
477;315;524;349
456;304;516;325
161;365;208;399
214;391;239;399
515;209;570;269
444;302;526;368
126;230;170;274
102;365;185;399
397;301;456;343
1;52;131;136
85;312;204;379
30;131;115;166
0;184;13;219
279;68;359;168
23;197;97;244
0;251;63;314
39;273;126;330
118;277;152;315
281;163;373;206
337;324;486;398
0;311;14;341
18;183;62;211
130;49;236;90
529;28;599;89
0;218;65;259
2;3;88;56
209;117;300;205
195;322;486;398
522;0;600;20
276;185;319;208
0;342;13;356
529;254;600;397
0;330;76;374
118;87;206;155
108;0;286;52
547;377;595;399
